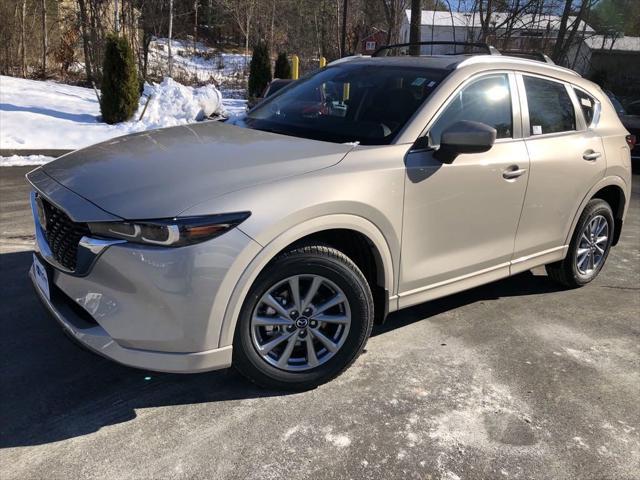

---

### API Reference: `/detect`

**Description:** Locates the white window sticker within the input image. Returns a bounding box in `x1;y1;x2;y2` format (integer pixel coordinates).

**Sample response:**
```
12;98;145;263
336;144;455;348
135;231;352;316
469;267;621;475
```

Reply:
580;97;592;108
427;81;436;87
532;125;543;135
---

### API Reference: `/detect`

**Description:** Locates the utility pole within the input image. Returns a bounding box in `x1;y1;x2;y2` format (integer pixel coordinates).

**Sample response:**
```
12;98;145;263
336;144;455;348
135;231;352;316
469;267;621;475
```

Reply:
409;0;421;55
340;0;348;57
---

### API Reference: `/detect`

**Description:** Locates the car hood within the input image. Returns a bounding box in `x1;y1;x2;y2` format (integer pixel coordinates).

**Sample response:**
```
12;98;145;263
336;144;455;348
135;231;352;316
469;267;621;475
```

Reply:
41;121;353;219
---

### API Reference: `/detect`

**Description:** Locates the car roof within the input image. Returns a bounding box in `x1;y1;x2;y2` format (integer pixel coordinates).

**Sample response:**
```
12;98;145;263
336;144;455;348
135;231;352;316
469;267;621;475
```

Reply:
334;54;580;81
332;55;467;71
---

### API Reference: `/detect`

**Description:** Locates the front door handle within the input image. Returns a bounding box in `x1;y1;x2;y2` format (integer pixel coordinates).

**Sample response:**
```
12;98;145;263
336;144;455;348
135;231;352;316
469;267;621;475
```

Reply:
502;165;527;180
583;151;602;161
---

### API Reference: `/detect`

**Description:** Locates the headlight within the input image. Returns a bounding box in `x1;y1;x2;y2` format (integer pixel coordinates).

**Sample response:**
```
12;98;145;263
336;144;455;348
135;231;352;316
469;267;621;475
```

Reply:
88;212;251;247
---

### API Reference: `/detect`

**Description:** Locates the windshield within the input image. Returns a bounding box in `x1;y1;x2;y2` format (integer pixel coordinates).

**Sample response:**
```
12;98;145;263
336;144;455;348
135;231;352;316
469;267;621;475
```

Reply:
245;64;449;145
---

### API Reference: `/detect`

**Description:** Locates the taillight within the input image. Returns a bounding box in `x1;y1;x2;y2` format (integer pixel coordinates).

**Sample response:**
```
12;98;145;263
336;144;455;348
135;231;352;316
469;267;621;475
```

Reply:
626;135;637;149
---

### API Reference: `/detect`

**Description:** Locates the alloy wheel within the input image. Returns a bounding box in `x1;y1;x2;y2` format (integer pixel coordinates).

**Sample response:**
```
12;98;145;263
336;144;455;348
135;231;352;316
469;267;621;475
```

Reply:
250;274;351;371
576;214;609;275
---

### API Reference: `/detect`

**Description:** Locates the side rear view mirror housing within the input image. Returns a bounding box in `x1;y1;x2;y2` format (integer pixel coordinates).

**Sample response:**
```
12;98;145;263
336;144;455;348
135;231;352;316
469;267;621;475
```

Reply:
434;120;497;164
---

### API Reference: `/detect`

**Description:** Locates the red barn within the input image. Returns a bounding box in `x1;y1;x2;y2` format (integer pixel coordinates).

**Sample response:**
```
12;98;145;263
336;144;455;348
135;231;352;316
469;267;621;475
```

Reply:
360;30;387;55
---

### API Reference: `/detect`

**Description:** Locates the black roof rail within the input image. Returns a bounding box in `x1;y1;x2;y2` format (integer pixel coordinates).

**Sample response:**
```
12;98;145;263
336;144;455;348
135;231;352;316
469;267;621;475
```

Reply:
372;41;501;57
499;50;555;64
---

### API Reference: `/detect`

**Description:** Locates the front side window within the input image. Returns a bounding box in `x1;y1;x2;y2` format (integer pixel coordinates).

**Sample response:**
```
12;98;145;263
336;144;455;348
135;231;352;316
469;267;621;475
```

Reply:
524;76;576;135
428;74;513;146
245;64;449;145
574;88;597;126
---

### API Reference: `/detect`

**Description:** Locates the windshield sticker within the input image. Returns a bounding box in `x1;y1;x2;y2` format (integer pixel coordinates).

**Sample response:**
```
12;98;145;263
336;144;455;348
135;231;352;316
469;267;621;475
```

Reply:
412;77;426;86
581;98;592;108
532;125;543;135
427;81;437;87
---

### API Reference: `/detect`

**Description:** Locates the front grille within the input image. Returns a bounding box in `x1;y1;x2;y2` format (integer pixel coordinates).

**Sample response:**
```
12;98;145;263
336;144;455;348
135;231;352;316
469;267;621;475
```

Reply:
39;196;90;271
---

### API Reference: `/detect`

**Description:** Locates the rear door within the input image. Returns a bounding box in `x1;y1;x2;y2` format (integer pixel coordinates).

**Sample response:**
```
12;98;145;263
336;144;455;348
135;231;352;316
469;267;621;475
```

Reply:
399;72;529;307
512;73;606;266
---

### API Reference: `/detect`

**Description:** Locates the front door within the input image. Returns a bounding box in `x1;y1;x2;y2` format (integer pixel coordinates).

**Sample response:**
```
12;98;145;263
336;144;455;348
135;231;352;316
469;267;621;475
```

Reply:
399;73;529;308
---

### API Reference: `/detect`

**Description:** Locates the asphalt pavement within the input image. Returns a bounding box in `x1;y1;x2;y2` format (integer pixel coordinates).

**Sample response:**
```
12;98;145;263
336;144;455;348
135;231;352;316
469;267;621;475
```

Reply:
1;167;638;480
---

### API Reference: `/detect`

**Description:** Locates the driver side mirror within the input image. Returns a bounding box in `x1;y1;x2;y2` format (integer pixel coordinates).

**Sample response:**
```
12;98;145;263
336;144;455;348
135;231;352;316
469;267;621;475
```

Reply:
434;120;497;164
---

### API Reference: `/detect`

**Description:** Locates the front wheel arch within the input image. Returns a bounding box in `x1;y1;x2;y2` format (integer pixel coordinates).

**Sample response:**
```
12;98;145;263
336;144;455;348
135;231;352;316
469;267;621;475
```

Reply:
217;215;396;348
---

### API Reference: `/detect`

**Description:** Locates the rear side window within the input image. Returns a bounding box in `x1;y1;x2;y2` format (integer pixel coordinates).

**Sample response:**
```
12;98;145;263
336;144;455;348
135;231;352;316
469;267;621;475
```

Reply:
429;74;513;146
524;76;576;135
574;88;597;126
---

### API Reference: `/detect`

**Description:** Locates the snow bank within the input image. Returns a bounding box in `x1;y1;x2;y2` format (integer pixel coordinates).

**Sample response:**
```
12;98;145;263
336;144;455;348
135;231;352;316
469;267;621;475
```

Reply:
0;75;246;155
0;155;54;166
139;77;225;129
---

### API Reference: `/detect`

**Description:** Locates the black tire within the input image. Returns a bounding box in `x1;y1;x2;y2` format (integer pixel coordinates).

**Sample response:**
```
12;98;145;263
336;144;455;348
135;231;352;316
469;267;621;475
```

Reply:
233;245;374;390
545;198;614;288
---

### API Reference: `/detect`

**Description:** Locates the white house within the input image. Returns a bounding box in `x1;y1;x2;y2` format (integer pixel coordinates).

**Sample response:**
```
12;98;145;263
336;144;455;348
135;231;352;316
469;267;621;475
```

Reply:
399;10;594;54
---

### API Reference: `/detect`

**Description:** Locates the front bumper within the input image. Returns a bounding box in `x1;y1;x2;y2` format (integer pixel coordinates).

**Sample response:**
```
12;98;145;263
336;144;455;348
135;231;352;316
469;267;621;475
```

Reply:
30;263;232;372
27;182;263;372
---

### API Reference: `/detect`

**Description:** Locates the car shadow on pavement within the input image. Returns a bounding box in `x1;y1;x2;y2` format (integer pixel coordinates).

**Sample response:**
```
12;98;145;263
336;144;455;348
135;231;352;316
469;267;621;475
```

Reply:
0;249;566;449
373;269;567;338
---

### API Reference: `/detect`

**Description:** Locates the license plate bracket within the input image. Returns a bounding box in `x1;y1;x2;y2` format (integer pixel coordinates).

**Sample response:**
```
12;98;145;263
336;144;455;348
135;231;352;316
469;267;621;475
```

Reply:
33;253;51;301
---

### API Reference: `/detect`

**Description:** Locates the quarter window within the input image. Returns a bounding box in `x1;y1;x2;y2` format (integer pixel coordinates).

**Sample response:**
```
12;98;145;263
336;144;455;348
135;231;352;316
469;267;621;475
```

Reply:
429;74;513;146
524;76;576;135
573;88;597;126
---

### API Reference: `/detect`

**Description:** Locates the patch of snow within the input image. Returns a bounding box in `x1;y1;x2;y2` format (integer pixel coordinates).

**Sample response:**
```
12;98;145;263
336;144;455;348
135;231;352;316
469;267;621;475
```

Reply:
0;75;246;152
148;38;250;84
0;155;53;166
324;432;351;448
282;426;300;441
572;436;590;449
441;472;461;480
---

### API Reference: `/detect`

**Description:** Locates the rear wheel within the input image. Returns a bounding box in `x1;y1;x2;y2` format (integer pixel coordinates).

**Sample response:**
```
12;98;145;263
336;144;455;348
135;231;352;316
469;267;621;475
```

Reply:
233;245;374;390
546;199;614;288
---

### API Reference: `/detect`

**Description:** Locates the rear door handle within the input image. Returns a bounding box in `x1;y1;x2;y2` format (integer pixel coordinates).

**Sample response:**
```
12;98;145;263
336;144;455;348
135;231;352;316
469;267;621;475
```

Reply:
583;151;601;161
502;165;527;180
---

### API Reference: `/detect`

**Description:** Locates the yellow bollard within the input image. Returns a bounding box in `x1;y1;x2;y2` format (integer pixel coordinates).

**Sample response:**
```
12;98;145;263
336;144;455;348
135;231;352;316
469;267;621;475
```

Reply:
319;56;327;68
343;82;350;101
292;55;299;80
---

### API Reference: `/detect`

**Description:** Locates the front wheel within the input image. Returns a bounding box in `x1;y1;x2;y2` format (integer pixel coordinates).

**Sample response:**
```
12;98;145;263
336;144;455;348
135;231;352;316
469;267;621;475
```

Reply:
546;198;614;288
233;245;374;390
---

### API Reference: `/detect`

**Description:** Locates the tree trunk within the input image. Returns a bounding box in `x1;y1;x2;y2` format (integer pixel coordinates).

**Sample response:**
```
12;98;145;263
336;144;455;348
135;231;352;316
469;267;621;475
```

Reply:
552;0;572;62
409;0;420;55
41;0;47;76
20;0;26;77
194;0;199;54
77;0;94;82
340;0;348;57
168;0;173;77
560;0;590;65
270;0;276;52
114;0;119;33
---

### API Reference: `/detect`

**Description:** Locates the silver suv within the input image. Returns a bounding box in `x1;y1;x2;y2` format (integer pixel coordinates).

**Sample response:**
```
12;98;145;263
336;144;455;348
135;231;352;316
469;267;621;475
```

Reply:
28;50;633;390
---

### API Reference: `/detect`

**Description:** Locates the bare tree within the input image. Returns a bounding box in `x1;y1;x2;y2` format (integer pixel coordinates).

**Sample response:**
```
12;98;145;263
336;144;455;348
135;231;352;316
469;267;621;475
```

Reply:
381;0;408;45
20;0;26;77
552;0;593;63
41;0;47;75
168;0;173;77
220;0;256;66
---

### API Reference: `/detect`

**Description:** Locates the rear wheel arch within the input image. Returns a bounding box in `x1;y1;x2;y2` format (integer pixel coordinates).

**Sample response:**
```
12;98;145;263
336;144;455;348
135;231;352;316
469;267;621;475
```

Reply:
566;177;628;248
218;215;396;348
591;185;626;245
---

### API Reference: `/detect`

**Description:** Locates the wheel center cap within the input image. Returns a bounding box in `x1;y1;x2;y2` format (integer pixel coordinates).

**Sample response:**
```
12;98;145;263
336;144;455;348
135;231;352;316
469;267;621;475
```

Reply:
295;317;309;329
